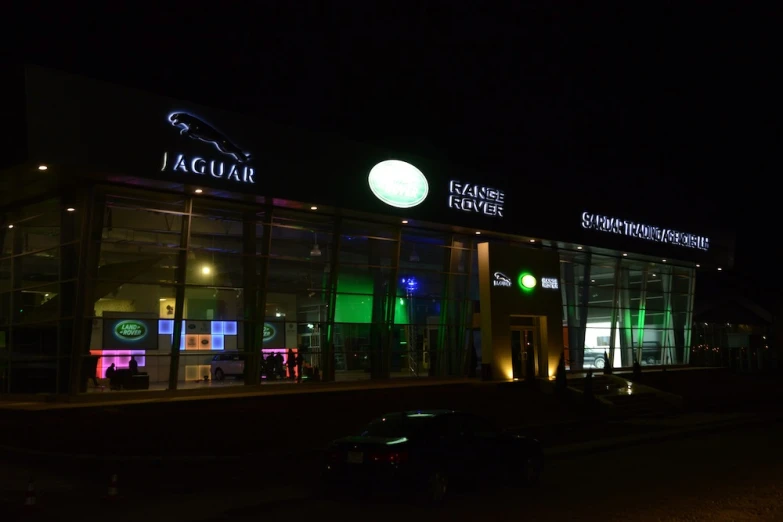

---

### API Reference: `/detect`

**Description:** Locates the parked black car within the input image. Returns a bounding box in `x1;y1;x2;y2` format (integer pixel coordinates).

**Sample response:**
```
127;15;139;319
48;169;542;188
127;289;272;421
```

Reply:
323;409;543;504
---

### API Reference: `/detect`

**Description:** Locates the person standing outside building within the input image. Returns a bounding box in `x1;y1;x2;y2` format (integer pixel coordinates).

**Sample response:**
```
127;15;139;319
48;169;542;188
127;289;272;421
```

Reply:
286;349;296;380
295;352;304;383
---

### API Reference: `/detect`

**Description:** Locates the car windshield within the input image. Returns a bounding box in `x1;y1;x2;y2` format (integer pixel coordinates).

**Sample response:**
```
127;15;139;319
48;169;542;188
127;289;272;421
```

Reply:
362;415;436;438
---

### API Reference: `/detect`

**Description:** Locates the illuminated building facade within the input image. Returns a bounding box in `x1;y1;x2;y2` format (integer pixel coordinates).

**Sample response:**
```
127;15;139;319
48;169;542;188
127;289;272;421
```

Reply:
0;67;734;394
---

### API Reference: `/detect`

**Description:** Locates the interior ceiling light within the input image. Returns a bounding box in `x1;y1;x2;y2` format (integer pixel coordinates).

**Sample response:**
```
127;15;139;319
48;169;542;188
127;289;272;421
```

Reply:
194;188;203;194
401;220;408;224
38;165;48;171
310;206;317;210
66;208;75;212
310;231;321;257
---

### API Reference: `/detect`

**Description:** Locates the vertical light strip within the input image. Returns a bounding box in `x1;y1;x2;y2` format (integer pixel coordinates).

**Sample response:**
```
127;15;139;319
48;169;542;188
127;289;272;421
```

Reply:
682;267;697;364
635;268;648;364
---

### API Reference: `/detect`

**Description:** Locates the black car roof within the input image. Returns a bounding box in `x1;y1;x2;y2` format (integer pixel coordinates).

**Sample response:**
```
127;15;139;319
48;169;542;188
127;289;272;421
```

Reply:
377;410;457;419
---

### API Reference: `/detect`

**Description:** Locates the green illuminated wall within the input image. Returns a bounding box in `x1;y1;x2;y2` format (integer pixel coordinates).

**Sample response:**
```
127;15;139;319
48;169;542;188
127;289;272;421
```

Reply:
333;273;407;324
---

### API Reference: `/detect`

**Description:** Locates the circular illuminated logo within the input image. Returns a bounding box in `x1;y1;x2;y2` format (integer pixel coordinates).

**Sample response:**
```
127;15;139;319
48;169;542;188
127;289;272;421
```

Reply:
518;273;537;292
263;323;276;342
114;320;148;341
368;160;429;209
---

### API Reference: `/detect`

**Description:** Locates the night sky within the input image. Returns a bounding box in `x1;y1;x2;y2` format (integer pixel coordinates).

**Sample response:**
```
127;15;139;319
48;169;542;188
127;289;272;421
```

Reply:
9;3;781;294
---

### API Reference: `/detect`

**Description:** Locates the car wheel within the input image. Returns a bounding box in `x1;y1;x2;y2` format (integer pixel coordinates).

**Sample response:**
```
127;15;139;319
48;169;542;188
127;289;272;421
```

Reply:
593;357;605;369
214;368;224;381
423;470;448;505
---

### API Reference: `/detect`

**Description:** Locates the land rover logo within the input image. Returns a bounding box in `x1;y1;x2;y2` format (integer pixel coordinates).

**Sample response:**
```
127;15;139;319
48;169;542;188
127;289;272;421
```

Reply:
114;320;147;341
368;160;429;209
263;323;276;342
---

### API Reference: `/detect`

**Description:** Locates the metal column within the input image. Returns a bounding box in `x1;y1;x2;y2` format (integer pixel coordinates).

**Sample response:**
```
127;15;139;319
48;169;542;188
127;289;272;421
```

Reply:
682;267;697;365
242;210;266;386
618;266;634;366
608;258;622;368
459;238;476;376
578;254;592;368
323;217;342;382
253;207;273;382
384;227;403;376
68;187;105;395
660;266;675;365
635;268;648;364
167;198;193;391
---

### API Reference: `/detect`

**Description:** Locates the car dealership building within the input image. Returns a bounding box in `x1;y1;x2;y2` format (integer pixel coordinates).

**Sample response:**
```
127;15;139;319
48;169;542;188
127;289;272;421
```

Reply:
0;66;734;395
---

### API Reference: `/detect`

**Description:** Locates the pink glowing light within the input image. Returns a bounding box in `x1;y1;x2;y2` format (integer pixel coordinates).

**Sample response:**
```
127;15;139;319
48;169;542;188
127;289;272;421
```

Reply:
261;348;299;379
90;350;146;378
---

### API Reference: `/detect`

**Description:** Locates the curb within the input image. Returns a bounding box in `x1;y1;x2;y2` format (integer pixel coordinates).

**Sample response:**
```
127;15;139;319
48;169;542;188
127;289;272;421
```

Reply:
544;414;779;458
0;444;324;464
0;379;479;411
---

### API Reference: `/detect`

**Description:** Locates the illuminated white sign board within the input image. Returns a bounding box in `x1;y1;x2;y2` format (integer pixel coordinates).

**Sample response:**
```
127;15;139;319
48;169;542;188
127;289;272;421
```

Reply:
449;181;505;217
161;112;255;184
542;277;559;290
161;153;255;183
581;212;710;251
368;160;429;209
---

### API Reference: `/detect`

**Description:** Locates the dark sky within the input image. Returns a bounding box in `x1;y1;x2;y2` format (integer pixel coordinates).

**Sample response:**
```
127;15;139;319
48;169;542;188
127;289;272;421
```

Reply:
9;2;782;290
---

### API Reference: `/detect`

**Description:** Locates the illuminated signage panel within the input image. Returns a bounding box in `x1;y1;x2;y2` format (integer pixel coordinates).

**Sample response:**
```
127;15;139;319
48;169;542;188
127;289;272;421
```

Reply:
368;160;429;208
581;212;709;251
448;180;505;217
160;112;255;184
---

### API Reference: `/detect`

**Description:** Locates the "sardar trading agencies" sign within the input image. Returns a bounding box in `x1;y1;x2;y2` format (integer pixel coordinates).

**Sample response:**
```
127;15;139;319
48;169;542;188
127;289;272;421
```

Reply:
581;212;710;251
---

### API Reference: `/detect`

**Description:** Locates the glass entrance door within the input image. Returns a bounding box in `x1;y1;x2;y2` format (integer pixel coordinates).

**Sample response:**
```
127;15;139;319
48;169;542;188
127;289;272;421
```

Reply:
511;328;536;380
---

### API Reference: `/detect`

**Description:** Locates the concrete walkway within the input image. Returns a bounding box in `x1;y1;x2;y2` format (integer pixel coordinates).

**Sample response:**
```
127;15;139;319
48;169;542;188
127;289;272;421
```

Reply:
0;376;477;411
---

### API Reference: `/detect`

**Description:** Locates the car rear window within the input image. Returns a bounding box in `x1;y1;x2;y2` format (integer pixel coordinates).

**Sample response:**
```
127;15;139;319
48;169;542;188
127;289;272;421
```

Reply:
362;416;437;438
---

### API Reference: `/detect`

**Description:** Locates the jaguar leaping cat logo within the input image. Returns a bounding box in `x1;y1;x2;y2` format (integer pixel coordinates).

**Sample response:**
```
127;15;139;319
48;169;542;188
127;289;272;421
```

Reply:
168;112;251;163
493;272;512;287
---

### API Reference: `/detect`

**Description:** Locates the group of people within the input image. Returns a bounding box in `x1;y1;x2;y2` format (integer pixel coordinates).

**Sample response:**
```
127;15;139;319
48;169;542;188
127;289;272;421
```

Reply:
262;349;306;383
105;355;139;379
101;355;140;390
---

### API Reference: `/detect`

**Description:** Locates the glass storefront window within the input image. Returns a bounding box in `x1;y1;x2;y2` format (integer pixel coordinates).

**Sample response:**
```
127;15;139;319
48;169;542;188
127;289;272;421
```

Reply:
560;255;696;371
1;182;701;393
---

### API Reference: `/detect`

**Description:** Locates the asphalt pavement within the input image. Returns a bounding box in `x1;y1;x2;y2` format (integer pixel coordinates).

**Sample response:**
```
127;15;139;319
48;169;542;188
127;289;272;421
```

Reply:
205;417;783;522
2;412;778;521
3;369;782;521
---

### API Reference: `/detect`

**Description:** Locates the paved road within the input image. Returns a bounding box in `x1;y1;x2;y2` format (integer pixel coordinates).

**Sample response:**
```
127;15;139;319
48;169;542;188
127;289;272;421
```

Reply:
208;420;783;522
